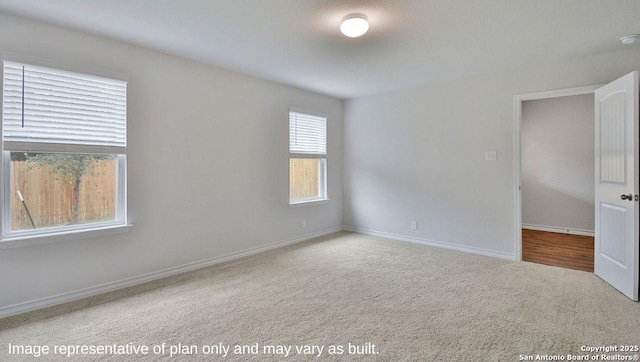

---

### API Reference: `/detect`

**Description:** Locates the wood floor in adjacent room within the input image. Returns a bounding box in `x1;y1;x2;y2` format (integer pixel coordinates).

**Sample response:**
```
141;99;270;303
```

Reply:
522;229;594;272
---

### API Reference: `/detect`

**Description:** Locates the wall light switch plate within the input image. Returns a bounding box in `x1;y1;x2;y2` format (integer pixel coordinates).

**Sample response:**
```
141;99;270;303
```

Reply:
485;151;497;161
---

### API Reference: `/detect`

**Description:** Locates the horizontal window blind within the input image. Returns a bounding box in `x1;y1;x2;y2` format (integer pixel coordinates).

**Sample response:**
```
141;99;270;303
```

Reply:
2;61;127;151
289;111;326;155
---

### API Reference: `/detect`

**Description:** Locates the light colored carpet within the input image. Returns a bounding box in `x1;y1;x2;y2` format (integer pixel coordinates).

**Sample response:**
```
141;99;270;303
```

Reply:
1;231;639;361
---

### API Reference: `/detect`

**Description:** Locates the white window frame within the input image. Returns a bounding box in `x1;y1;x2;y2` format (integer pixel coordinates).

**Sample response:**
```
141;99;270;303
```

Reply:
289;110;328;205
0;53;131;249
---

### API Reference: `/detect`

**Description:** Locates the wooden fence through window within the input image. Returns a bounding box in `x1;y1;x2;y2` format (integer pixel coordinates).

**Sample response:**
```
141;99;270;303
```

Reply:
9;160;117;231
290;158;320;200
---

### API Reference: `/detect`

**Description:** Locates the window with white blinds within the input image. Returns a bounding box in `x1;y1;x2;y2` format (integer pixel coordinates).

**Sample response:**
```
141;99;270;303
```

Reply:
1;59;128;244
289;111;326;156
2;61;127;153
289;111;327;204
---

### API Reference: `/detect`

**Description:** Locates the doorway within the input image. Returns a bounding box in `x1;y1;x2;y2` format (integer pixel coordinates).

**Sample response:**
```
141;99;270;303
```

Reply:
519;92;596;271
513;85;601;265
514;73;639;301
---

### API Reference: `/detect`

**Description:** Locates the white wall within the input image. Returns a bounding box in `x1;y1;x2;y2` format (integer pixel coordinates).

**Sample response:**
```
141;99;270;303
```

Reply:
0;13;343;312
521;95;594;233
343;46;640;258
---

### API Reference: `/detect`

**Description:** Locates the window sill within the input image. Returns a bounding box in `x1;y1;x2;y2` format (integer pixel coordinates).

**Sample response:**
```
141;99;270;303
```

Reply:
289;199;330;207
0;224;133;250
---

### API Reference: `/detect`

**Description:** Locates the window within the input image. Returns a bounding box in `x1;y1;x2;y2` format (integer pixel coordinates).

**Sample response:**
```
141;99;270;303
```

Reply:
289;111;327;204
1;59;127;243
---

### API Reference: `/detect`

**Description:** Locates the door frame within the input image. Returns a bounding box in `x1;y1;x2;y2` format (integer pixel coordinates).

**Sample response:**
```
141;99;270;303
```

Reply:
513;85;602;261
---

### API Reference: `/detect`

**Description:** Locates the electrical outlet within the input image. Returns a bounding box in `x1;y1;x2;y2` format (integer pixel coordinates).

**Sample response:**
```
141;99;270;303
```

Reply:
411;221;418;230
301;219;306;228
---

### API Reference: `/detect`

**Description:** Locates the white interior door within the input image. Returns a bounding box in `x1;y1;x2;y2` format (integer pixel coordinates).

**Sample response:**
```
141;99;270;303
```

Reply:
594;71;639;301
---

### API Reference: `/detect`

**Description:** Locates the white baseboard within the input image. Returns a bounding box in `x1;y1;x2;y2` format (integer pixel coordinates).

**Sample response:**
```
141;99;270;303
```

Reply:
522;223;594;237
343;226;515;261
0;227;342;318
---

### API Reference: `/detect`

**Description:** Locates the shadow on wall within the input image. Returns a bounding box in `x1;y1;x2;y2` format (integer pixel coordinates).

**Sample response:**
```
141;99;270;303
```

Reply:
535;152;594;203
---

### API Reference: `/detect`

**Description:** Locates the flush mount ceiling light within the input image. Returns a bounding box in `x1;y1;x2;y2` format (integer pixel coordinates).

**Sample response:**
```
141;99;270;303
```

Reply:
340;14;369;38
620;34;639;45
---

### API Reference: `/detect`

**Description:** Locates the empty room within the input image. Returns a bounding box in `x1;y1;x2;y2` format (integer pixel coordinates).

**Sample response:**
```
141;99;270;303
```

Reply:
1;1;640;361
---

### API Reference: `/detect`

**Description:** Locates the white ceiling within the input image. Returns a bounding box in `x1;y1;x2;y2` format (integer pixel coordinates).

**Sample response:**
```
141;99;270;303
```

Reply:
0;0;639;99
